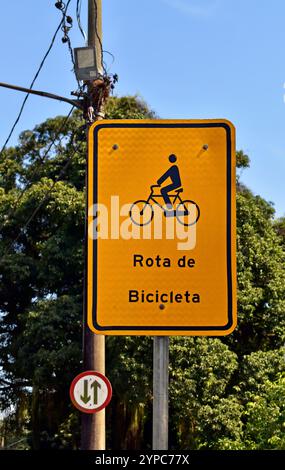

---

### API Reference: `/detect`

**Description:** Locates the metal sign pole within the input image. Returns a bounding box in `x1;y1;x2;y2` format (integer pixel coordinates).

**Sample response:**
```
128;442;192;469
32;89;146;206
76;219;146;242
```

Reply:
153;336;169;450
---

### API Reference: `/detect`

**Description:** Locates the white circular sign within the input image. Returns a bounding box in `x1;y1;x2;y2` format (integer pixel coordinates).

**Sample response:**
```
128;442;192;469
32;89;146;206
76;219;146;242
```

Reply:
70;371;112;413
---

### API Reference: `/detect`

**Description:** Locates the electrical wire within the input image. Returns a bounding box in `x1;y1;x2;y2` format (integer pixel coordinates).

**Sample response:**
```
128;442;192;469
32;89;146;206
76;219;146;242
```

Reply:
66;33;82;91
0;0;72;158
60;4;83;91
103;50;115;72
0;140;82;260
76;0;87;41
0;106;75;235
93;0;107;76
76;0;115;75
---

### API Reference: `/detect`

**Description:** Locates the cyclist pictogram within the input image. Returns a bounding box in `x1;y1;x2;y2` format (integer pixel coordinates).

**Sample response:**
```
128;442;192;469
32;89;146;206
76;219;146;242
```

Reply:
129;154;200;227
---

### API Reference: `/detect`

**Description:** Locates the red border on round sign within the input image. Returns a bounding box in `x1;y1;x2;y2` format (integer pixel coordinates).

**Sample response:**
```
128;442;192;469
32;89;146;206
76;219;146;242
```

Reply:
70;370;112;414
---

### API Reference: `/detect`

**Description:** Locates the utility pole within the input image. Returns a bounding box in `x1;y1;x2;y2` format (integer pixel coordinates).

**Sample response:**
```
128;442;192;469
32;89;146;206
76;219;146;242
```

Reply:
81;0;106;450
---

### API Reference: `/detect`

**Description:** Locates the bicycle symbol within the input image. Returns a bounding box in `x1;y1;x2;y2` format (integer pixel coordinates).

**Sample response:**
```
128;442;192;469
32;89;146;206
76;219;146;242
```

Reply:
129;184;200;227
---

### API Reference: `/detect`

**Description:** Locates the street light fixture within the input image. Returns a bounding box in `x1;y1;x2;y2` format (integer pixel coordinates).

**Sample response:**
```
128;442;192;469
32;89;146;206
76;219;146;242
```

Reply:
74;47;101;81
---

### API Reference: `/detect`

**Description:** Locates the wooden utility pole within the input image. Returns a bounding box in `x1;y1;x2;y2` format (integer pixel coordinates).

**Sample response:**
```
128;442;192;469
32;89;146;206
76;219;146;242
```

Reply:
81;0;106;450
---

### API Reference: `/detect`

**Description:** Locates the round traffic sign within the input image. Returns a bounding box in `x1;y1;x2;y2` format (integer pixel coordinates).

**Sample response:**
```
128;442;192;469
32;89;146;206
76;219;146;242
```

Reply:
70;371;112;413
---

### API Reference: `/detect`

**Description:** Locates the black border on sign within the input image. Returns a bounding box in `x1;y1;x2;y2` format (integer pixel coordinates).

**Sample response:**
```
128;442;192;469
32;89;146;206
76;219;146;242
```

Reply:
90;122;233;332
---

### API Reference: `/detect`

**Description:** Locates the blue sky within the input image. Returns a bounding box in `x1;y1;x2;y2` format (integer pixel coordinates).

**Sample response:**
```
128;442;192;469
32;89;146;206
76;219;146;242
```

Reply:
0;0;284;217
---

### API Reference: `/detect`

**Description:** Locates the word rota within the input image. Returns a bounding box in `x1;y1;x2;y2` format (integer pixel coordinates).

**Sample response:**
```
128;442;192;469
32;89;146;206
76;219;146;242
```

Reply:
133;254;195;268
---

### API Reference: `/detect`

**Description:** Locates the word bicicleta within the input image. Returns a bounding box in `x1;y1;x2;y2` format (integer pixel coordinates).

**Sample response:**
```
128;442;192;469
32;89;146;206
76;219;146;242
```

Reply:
129;290;200;304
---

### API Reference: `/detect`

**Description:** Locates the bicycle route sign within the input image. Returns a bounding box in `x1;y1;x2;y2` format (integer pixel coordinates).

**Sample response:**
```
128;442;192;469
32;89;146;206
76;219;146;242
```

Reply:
87;119;237;335
70;371;112;413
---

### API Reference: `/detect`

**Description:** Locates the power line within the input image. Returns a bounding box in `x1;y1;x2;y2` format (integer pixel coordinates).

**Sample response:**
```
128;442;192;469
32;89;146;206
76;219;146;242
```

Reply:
76;0;114;73
0;106;75;235
63;27;82;92
0;0;72;158
76;0;87;41
93;0;106;75
0;140;82;260
60;3;83;91
103;50;115;71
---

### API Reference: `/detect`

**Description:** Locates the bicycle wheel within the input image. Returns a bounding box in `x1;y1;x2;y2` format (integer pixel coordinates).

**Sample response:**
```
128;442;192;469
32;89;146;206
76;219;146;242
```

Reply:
176;200;200;226
129;200;154;226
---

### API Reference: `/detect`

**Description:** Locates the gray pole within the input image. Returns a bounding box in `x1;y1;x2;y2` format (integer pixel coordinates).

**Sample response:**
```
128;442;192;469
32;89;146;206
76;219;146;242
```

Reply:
81;0;106;451
153;336;169;450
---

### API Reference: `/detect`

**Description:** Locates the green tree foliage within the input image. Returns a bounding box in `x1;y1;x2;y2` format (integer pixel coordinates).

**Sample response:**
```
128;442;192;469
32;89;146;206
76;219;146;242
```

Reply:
274;216;285;245
228;189;285;354
243;374;285;449
236;150;250;169
169;338;240;449
0;95;284;449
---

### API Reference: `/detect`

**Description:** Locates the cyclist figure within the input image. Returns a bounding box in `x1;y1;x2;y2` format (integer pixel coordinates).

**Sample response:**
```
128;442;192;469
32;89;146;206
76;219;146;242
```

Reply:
157;154;182;209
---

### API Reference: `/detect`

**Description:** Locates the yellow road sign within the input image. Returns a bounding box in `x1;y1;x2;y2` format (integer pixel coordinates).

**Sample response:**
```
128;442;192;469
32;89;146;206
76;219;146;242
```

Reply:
87;119;236;335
